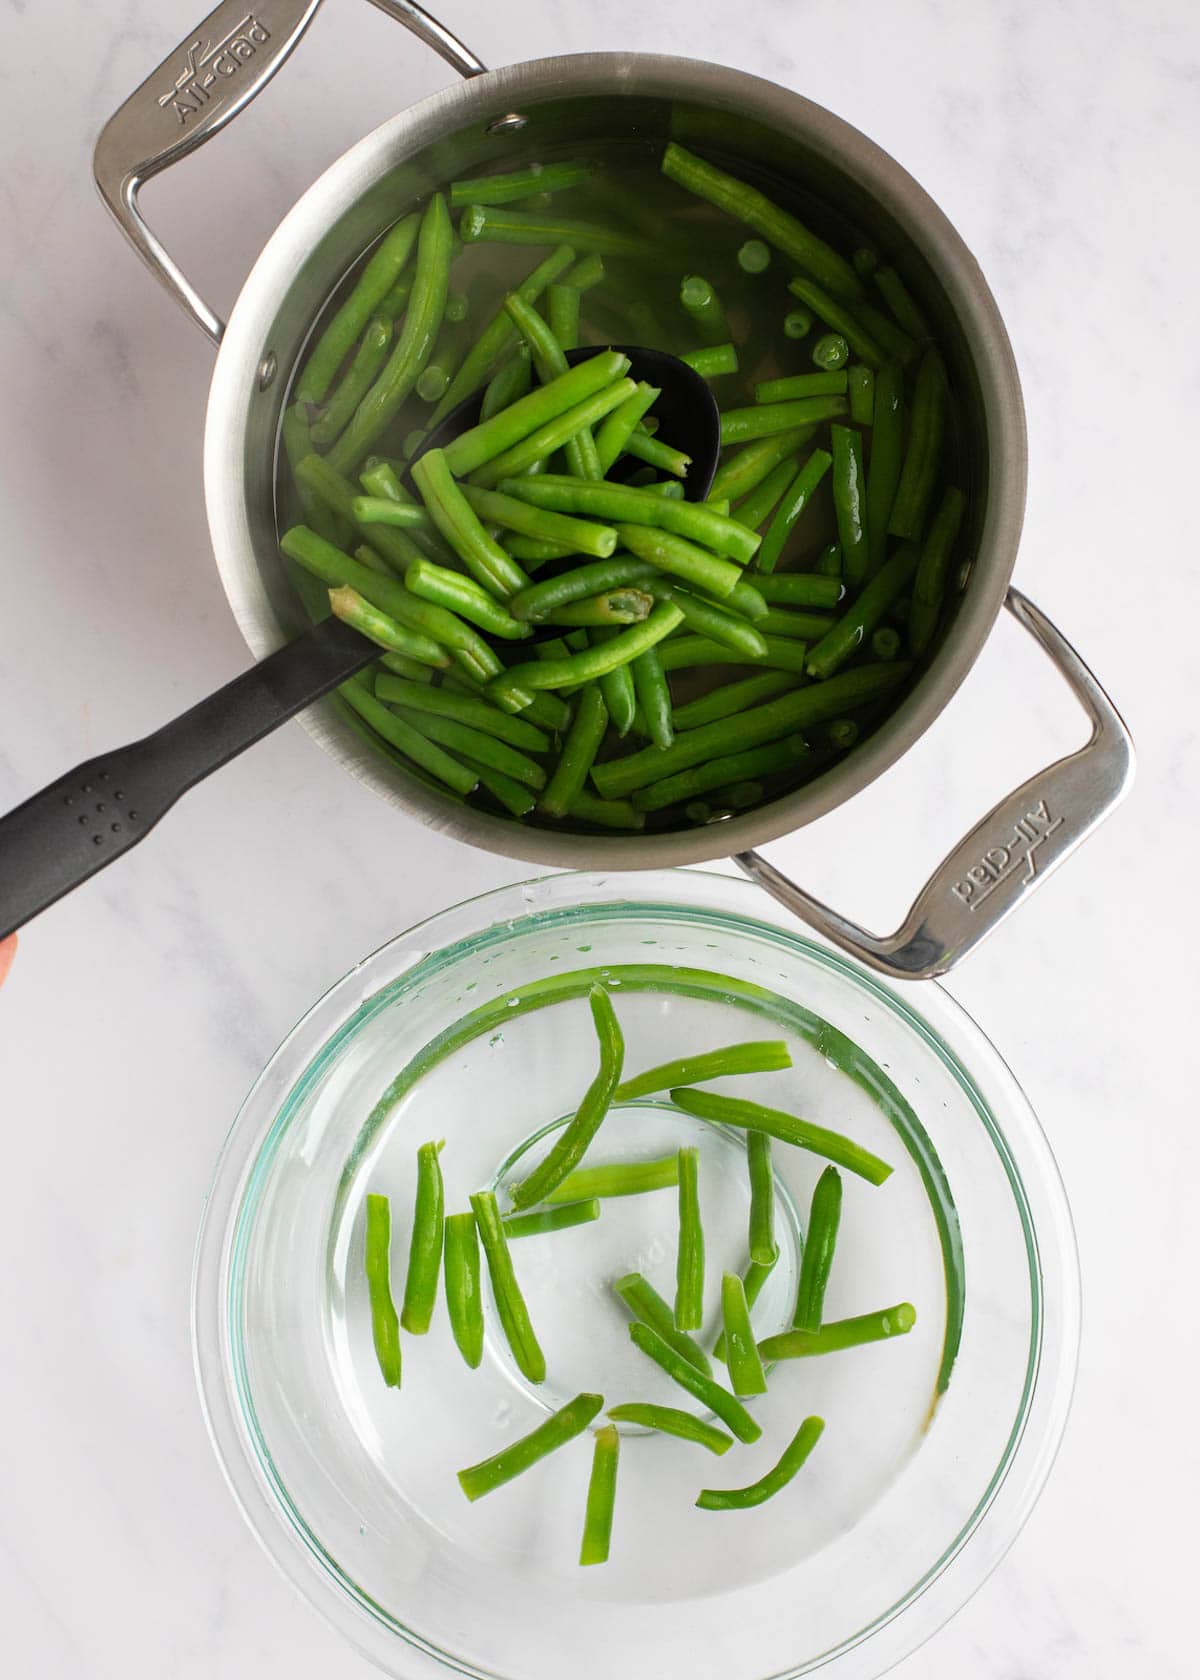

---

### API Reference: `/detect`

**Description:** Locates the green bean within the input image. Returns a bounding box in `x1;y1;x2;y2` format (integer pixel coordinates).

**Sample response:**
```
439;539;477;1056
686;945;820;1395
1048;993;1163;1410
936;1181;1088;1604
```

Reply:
446;664;570;733
606;1404;733;1455
327;196;452;473
727;578;769;620
642;478;686;500
624;430;691;478
628;1322;762;1444
471;379;637;488
441;1210;483;1368
283;405;342;540
758;607;835;639
345;496;427;530
863;365;905;574
378;650;435;683
670;672;796;731
755;448;833;574
565;789;645;829
490;603;684;706
295;452;427;574
793;1165;842;1331
511;559;655;622
391;706;546;789
708;429;812;506
786;273;886;368
460;485;618;560
755;371;847;403
399;1140;444;1334
848;364;875;426
539;684;607;817
594;381;660;474
674;1147;705;1331
614;1040;793;1104
830;424;869;591
888;350;947;539
680;342;739;379
630;646;673;750
871;624;903;661
613;1273;712;1376
308;316;393;449
294;213;419;405
480;345;533;420
710;779;762;809
548;590;653;628
403;428;428;461
747;1132;778;1267
444;348;628;477
816;540;843;578
846;296;917;366
499;476;763;563
783;307;813;339
578;1424;620;1567
502;292;605;479
828;718;859;750
853;247;879;279
729;459;801;536
737;238;771;275
657;634;810;676
812;331;850;371
503;535;574;564
327;586;449;667
649;585;768;659
595;644;638;737
430;244;577;426
585;172;662;240
460;203;658;260
680;274;730;345
378;272;414;321
661;143;862;301
593;661;907;798
759;1302;917;1361
713;1255;777;1364
720;1270;767;1395
475;765;537;817
669;1088;893;1184
806;543;918;680
405;558;530;640
342;541;507;673
458;1391;602;1502
373;674;548;750
752;573;843;609
696;1416;824;1510
409;448;530;598
449;161;595;208
548;1158;679;1202
469;1189;546;1383
547;282;581;351
503;1199;601;1239
618;526;748;599
561;251;606;291
873;265;931;338
510;985;624;1208
364;1192;402;1387
720;397;846;446
340;677;478;794
908;485;966;655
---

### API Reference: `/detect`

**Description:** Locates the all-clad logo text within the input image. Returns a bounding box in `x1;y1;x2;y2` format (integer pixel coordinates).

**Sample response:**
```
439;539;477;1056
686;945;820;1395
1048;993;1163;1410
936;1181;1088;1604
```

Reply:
951;800;1064;910
158;16;271;123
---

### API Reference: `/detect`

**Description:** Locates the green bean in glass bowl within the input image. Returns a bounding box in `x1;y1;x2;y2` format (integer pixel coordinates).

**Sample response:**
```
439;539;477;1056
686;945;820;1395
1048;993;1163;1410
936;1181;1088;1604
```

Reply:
193;870;1079;1680
276;141;970;840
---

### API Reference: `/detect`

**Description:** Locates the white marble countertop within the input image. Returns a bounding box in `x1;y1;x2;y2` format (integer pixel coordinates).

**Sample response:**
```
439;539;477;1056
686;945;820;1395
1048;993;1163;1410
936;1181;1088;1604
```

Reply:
2;1;1196;1674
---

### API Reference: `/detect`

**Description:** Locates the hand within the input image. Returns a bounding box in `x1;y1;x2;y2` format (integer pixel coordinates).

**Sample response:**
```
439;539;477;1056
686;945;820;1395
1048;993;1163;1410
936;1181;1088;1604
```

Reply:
0;934;16;987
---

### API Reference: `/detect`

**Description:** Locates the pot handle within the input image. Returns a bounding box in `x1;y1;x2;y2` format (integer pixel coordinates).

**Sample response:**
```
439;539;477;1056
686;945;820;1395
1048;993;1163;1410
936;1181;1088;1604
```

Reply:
735;588;1134;981
92;0;486;346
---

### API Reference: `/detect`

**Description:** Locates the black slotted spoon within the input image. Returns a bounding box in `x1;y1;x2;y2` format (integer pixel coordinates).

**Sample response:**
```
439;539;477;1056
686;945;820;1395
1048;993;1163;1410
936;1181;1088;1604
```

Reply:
0;347;720;940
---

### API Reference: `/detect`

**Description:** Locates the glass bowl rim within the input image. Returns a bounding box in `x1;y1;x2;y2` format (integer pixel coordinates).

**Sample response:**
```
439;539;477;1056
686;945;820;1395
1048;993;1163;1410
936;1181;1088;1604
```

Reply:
192;868;1080;1680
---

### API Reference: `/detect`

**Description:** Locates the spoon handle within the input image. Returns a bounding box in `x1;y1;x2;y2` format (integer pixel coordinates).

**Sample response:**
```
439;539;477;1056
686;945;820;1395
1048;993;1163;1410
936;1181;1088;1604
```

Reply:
0;618;371;939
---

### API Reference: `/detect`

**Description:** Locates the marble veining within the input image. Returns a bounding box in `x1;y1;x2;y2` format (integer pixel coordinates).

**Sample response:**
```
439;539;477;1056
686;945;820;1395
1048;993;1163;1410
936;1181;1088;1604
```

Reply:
1;1;1197;1676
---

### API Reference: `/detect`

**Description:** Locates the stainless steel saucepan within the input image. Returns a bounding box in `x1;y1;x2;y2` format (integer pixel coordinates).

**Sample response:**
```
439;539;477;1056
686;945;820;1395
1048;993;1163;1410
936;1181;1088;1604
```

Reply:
90;0;1132;980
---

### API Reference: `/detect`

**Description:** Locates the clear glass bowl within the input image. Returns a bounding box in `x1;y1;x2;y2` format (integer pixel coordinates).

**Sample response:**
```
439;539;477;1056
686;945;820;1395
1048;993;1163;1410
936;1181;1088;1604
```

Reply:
193;871;1079;1680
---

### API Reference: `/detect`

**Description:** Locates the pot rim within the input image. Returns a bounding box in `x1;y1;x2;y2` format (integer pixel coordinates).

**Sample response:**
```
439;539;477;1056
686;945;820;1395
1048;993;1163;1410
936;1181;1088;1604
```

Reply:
204;51;1028;867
